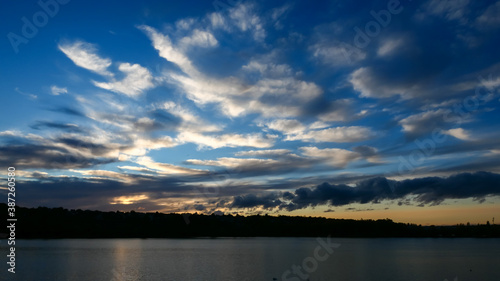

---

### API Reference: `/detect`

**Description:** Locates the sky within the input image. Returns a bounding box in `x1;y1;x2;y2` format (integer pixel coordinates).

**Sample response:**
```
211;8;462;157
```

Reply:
1;0;499;225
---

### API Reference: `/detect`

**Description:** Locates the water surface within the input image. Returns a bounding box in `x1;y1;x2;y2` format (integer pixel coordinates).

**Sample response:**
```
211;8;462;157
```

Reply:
1;238;499;280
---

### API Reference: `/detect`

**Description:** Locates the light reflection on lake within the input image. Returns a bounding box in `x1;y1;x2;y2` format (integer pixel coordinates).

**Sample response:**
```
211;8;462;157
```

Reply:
1;237;499;281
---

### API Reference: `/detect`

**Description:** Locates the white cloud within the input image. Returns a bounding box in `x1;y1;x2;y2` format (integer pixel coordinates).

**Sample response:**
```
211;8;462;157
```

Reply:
177;131;275;149
186;157;277;168
120;136;178;157
136;156;205;175
162;101;221;133
442;128;473;141
58;41;113;77
179;29;218;48
139;25;197;75
265;119;306;134
175;18;196;30
93;63;154;97
235;149;291;157
50;85;68;95
242;60;292;77
377;38;404;57
300;147;361;168
229;4;266;41
208;12;226;29
287;126;374;143
142;25;322;118
311;42;366;66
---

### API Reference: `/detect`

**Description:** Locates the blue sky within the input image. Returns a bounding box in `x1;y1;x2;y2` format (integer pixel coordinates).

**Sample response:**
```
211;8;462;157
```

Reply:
1;0;500;224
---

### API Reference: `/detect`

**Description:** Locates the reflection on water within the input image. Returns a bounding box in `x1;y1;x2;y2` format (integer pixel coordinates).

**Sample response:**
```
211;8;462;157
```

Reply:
1;238;499;281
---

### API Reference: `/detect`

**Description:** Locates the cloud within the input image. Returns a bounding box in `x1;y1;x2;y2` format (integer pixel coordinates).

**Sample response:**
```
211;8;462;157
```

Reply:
186;157;278;169
235;149;291;157
311;42;366;66
142;25;323;119
50;85;68;95
227;171;500;211
286;126;375;143
228;3;266;41
265;119;306;134
0;141;116;170
242;60;292;77
139;25;197;75
300;146;361;168
58;41;113;77
49;106;87;117
177;131;275;149
399;109;458;138
136;156;206;175
208;12;226;29
476;1;500;28
179;29;218;48
30;121;83;133
270;4;292;30
442;128;473;141
419;0;470;23
230;193;282;209
377;38;405;57
350;67;409;98
93;63;154;97
162;101;221;133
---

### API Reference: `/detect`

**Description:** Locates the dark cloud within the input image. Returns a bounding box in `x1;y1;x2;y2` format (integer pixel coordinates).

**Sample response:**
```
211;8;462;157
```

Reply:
30;121;84;133
353;145;377;157
230;193;283;209
227;172;500;211
48;106;87;117
0;143;115;169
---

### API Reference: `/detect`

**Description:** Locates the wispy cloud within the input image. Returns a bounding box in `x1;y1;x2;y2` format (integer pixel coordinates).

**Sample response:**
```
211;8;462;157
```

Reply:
58;41;113;77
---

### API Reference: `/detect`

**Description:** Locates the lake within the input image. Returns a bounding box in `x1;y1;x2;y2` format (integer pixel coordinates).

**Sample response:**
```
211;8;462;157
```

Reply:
1;238;499;280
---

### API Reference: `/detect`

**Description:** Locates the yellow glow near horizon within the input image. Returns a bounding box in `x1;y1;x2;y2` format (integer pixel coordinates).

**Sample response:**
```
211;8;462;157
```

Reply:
110;194;149;205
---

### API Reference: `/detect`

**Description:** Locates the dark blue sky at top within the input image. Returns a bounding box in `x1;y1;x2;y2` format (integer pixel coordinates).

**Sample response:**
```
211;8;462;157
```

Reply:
1;0;499;215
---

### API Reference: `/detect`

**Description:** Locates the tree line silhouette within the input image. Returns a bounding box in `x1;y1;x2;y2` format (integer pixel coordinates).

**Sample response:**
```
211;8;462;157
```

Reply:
1;204;498;238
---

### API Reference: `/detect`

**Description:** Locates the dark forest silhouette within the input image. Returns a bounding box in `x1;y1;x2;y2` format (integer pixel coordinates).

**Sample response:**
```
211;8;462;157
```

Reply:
1;204;498;238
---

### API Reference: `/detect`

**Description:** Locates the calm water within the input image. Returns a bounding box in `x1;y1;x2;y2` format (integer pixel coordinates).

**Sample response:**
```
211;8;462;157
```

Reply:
1;238;499;281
